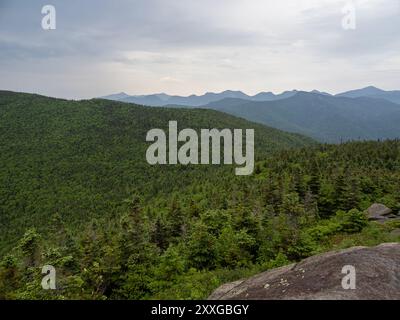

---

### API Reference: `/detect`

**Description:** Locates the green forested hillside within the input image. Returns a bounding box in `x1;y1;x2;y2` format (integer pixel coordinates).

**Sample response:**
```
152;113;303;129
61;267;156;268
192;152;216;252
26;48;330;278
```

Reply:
1;91;400;300
0;91;313;251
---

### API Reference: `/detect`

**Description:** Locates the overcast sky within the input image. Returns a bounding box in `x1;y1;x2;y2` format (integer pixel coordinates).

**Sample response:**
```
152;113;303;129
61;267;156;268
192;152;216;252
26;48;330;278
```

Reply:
0;0;399;99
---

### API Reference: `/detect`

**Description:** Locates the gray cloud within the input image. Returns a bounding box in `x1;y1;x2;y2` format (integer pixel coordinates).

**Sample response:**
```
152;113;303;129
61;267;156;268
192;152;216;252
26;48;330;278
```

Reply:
0;0;399;98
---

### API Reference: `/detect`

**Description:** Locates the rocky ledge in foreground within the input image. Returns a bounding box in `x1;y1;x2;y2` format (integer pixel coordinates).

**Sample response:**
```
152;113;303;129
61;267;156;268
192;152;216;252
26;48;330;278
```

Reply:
209;243;400;300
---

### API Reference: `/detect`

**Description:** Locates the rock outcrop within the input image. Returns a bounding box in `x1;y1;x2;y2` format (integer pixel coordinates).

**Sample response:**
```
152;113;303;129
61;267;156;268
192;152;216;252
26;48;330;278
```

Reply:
366;203;399;222
209;243;400;300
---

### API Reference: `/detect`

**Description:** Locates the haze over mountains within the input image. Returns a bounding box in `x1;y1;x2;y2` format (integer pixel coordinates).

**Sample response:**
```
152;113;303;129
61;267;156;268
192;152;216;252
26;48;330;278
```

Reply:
102;86;400;143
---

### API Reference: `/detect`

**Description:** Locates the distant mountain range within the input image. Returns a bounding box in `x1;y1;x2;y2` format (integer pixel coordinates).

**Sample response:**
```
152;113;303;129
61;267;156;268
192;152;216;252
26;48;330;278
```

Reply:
102;86;400;107
205;92;400;143
101;86;400;143
101;90;299;106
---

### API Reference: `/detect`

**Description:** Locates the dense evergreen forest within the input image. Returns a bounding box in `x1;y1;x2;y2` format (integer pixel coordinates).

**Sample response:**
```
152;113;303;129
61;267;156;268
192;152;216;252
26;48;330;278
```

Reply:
0;91;399;299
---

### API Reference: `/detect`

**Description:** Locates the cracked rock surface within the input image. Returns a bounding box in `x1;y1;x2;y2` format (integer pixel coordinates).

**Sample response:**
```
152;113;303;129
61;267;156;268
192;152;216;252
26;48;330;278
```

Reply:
208;243;400;300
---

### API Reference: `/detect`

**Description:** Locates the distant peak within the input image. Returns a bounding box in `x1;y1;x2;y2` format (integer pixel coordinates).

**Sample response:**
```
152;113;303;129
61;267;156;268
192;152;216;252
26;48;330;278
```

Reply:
311;89;332;96
336;86;386;98
361;86;385;93
364;85;380;90
222;90;244;94
292;91;309;96
256;91;273;94
101;92;131;100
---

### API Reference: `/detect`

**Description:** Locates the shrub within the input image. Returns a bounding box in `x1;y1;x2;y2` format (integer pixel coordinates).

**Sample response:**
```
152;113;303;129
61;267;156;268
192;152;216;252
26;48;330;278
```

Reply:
336;209;368;233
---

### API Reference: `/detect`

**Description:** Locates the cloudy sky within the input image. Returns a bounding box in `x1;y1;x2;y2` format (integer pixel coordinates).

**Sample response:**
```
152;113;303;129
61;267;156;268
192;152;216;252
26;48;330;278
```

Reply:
0;0;399;99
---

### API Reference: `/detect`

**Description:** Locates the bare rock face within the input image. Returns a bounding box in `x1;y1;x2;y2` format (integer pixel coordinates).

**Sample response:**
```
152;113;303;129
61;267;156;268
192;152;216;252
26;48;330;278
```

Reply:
209;243;400;300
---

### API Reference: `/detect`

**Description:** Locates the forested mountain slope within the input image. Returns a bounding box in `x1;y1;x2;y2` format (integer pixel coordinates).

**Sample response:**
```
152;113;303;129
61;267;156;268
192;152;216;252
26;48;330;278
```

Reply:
0;91;313;252
0;137;399;299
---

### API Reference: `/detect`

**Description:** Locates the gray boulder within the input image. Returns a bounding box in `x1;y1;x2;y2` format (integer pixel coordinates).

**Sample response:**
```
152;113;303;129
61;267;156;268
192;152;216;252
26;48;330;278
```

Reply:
366;203;392;221
209;243;400;300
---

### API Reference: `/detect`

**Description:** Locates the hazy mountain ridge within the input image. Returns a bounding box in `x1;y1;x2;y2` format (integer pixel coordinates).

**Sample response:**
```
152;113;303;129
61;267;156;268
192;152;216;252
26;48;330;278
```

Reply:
204;91;400;143
101;89;298;106
336;86;400;104
102;86;400;107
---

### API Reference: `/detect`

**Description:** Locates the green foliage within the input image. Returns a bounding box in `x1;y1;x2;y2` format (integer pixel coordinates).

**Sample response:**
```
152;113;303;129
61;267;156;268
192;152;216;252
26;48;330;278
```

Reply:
215;227;256;268
260;251;290;270
335;209;369;233
186;221;216;270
